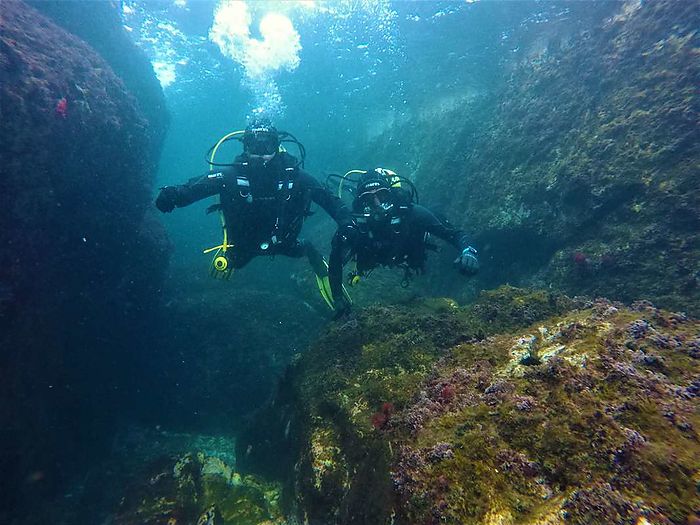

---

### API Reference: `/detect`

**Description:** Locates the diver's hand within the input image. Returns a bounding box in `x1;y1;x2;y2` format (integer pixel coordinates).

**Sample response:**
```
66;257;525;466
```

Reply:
454;246;479;276
155;186;177;213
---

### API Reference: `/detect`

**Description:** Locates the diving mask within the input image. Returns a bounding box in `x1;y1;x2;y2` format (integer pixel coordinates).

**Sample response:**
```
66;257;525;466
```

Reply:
358;187;394;220
243;129;280;157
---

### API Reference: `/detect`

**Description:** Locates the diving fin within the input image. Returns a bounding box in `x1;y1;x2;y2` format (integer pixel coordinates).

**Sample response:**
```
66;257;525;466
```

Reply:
314;259;351;310
316;274;335;310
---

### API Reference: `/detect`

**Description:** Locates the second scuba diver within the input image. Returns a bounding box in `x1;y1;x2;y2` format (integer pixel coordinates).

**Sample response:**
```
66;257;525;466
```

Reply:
328;168;479;316
155;118;355;309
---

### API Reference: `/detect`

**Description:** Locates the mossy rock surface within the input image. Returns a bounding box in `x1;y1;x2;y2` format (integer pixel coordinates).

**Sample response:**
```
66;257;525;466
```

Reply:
113;451;284;525
249;287;699;524
357;0;700;315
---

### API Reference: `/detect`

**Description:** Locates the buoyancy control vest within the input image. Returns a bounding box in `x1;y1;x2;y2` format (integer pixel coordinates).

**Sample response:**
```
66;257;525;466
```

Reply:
353;197;431;273
229;153;307;250
206;153;308;260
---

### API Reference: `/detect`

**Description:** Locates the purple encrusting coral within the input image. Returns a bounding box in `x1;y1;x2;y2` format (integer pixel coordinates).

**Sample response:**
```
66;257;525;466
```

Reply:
612;427;647;466
687;338;700;359
628;319;651;339
562;483;643;525
685;378;700;398
496;449;540;477
513;395;536;412
426;442;455;463
391;446;427;497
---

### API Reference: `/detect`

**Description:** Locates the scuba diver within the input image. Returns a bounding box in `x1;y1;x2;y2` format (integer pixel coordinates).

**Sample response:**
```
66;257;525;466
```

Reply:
328;168;479;316
155;118;354;309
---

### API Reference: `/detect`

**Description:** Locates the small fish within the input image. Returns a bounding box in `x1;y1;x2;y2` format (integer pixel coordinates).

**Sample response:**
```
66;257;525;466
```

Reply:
55;97;68;118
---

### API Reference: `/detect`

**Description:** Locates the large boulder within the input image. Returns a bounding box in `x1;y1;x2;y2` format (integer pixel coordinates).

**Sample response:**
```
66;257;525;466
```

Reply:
0;0;168;518
26;0;169;158
237;288;700;524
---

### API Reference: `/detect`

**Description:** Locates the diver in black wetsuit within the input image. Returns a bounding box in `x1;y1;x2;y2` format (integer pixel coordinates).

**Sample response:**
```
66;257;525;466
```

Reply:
155;119;353;308
329;168;479;316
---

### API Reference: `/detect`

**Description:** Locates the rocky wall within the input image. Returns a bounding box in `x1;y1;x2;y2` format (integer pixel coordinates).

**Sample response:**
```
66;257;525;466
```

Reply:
26;0;169;159
367;0;699;314
237;287;700;524
0;1;169;520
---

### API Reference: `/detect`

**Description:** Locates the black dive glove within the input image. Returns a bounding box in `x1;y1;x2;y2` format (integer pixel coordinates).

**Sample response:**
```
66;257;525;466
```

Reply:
454;246;479;276
155;186;178;213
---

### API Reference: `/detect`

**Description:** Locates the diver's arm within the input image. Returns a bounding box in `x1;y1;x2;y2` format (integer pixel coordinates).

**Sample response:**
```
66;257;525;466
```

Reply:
155;171;226;212
412;205;479;275
412;205;471;250
298;171;353;227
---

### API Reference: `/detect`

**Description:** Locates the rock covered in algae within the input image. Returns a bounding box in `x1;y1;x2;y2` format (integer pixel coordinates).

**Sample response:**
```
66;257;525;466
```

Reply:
1;0;170;511
113;451;284;525
239;287;700;525
360;0;700;315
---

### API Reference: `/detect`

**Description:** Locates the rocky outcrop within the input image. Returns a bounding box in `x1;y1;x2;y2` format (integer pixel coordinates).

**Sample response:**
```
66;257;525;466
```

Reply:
237;287;700;524
26;0;169;159
113;451;285;525
366;0;699;314
0;1;168;519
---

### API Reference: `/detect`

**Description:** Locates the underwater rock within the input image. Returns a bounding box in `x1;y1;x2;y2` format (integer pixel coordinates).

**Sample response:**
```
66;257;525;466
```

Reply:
27;0;169;158
364;0;700;315
114;451;284;525
0;0;168;518
238;286;700;524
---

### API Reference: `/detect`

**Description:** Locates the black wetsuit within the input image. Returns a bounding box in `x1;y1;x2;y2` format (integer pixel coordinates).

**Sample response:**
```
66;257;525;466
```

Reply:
329;192;472;301
162;152;351;269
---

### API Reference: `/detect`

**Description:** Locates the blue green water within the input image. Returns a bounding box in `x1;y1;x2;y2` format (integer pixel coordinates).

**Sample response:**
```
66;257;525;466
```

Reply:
8;1;661;522
132;0;611;302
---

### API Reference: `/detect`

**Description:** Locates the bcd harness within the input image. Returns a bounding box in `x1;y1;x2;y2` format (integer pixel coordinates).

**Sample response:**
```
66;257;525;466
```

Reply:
232;163;299;249
350;204;436;288
203;160;301;279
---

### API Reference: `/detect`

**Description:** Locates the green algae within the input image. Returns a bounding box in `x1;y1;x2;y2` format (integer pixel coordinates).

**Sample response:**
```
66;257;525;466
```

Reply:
240;287;699;524
356;0;700;315
114;451;284;525
391;303;700;524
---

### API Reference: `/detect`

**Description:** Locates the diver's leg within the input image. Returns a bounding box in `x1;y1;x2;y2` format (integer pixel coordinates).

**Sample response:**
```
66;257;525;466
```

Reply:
302;240;327;277
231;250;255;269
280;240;335;309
